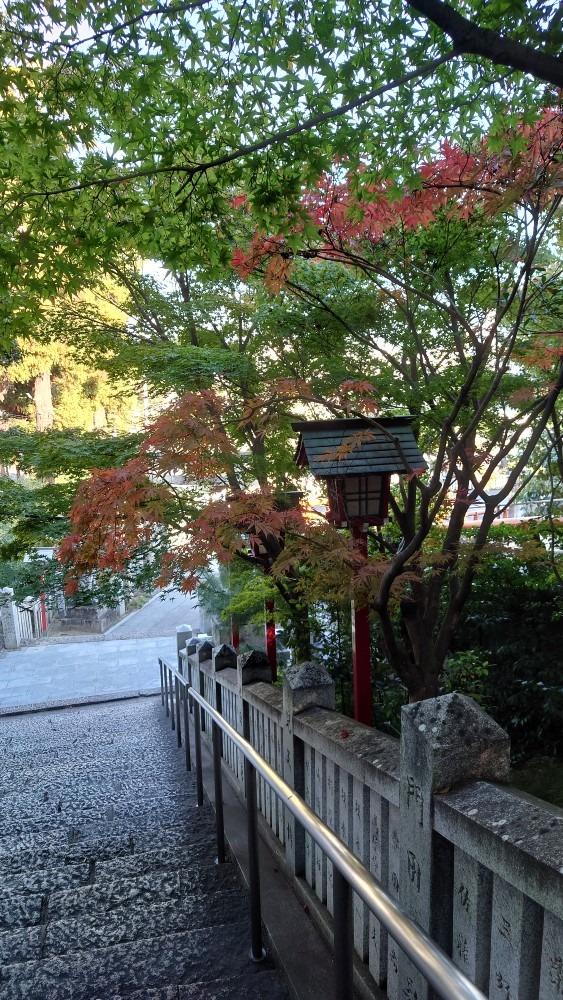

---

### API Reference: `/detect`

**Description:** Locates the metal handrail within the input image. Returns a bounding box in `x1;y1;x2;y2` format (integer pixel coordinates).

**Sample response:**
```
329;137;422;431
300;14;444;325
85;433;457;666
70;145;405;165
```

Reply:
159;657;486;1000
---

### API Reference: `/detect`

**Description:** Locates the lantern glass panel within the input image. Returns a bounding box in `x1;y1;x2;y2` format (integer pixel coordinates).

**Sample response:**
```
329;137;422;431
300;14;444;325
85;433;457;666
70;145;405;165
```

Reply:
343;475;383;519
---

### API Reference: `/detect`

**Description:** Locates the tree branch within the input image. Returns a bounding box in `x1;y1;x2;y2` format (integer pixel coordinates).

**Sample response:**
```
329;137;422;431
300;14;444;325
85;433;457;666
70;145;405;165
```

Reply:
408;0;563;87
13;52;457;205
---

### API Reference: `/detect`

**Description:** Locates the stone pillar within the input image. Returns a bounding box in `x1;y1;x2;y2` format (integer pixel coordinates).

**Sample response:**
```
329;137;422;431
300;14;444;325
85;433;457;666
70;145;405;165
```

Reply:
212;619;231;647
176;624;192;674
0;588;21;649
282;661;335;877
238;650;271;792
197;639;214;721
399;693;510;1000
186;636;199;688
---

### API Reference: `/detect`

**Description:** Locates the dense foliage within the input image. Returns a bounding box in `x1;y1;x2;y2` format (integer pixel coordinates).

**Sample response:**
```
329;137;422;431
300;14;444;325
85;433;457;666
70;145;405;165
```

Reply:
0;0;561;343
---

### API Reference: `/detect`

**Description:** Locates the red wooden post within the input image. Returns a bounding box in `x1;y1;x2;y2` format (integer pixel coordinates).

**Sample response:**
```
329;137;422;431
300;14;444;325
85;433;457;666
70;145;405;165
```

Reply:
351;527;372;725
39;592;48;634
265;599;277;682
231;616;240;649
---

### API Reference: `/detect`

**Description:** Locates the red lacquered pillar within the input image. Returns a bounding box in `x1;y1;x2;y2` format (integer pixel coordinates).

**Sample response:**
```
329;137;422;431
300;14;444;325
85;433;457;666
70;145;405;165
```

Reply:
265;599;277;682
351;527;372;725
231;616;240;650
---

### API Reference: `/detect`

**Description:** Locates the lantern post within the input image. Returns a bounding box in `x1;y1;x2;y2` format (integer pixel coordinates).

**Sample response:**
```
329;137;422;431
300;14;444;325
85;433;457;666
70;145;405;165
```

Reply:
265;600;277;680
350;525;372;724
292;417;427;727
249;493;301;684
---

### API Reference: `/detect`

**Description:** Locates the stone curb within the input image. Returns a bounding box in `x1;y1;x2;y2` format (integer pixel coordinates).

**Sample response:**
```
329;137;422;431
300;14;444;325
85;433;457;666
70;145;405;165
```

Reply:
0;689;161;717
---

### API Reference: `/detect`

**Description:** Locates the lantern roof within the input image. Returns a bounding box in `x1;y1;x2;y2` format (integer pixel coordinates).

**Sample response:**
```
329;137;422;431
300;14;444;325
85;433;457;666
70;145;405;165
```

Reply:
292;417;427;477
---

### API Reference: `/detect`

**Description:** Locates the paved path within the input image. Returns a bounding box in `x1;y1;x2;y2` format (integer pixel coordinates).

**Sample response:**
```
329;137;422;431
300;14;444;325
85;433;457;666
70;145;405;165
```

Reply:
0;591;204;713
107;589;202;638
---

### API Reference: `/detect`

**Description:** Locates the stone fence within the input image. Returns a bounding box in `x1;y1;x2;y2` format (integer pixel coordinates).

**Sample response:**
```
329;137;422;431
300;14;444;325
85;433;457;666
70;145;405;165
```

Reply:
175;626;563;1000
0;587;52;648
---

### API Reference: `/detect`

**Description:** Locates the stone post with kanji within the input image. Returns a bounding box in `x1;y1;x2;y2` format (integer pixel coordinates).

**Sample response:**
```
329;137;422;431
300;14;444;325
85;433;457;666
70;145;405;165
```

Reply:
398;693;510;1000
282;661;335;877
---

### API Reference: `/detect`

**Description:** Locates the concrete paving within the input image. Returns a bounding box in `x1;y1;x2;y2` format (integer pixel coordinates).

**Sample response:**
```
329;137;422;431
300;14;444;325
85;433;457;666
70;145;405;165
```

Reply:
107;589;202;638
0;590;204;712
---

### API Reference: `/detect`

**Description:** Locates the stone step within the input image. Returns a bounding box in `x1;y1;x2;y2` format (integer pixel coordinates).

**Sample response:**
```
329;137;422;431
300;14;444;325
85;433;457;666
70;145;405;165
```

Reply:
0;864;238;931
0;702;179;758
0;813;217;876
0;788;200;839
101;972;289;999
0;923;270;1000
0;738;186;777
0;860;240;933
0;841;217;900
0;884;245;963
0;757;193;798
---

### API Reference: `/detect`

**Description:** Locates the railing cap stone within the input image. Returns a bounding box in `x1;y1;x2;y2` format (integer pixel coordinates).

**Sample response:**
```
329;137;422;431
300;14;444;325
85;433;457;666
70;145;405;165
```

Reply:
237;649;272;685
283;660;335;713
213;643;237;670
197;639;214;662
401;692;510;788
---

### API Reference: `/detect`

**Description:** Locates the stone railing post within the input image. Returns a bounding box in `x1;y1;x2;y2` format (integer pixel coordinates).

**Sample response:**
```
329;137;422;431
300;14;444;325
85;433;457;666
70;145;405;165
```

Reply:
212;642;236;716
282;661;335;877
176;623;192;674
0;588;21;650
196;639;214;722
186;636;199;689
238;650;272;793
398;692;510;1000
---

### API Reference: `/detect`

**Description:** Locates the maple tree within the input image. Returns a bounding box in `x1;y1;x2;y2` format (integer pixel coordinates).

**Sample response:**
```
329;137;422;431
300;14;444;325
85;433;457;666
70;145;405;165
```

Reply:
7;105;561;704
224;109;563;700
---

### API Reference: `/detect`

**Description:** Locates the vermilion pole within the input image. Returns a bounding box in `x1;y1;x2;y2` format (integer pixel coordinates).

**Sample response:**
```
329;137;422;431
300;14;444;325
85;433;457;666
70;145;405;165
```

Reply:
351;526;372;725
231;617;240;649
265;599;277;682
39;592;48;633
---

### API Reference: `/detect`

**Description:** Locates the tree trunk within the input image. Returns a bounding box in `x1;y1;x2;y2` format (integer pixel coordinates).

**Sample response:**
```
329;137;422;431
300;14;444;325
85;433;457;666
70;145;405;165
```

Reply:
34;371;54;431
92;404;106;429
287;597;311;661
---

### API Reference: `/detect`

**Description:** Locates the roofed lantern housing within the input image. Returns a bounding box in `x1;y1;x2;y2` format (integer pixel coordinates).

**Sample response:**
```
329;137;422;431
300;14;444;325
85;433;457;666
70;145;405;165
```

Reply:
292;417;427;528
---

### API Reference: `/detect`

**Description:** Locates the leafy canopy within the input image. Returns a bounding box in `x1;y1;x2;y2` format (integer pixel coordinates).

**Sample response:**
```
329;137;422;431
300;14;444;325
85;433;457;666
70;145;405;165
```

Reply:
0;0;562;342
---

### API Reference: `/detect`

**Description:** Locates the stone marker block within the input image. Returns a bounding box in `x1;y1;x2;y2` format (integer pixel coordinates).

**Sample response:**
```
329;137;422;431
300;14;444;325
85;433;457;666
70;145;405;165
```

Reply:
0;588;21;650
314;751;327;903
176;623;192;648
352;776;370;961
399;693;510;1000
304;744;314;887
212;620;231;646
386;801;401;1000
489;874;543;1000
176;624;192;673
452;847;492;992
540;911;563;1000
368;789;389;987
325;756;339;914
282;661;334;878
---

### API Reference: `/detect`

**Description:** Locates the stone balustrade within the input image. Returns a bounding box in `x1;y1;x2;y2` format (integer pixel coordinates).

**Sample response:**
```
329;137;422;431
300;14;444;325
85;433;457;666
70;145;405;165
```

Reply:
175;625;563;1000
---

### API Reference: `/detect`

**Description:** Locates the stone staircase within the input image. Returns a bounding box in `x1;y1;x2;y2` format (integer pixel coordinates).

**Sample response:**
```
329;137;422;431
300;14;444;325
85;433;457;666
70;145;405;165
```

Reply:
0;697;289;1000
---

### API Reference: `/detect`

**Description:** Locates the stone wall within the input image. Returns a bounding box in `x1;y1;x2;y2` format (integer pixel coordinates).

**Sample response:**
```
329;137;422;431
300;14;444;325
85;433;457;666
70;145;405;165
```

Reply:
175;628;563;1000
